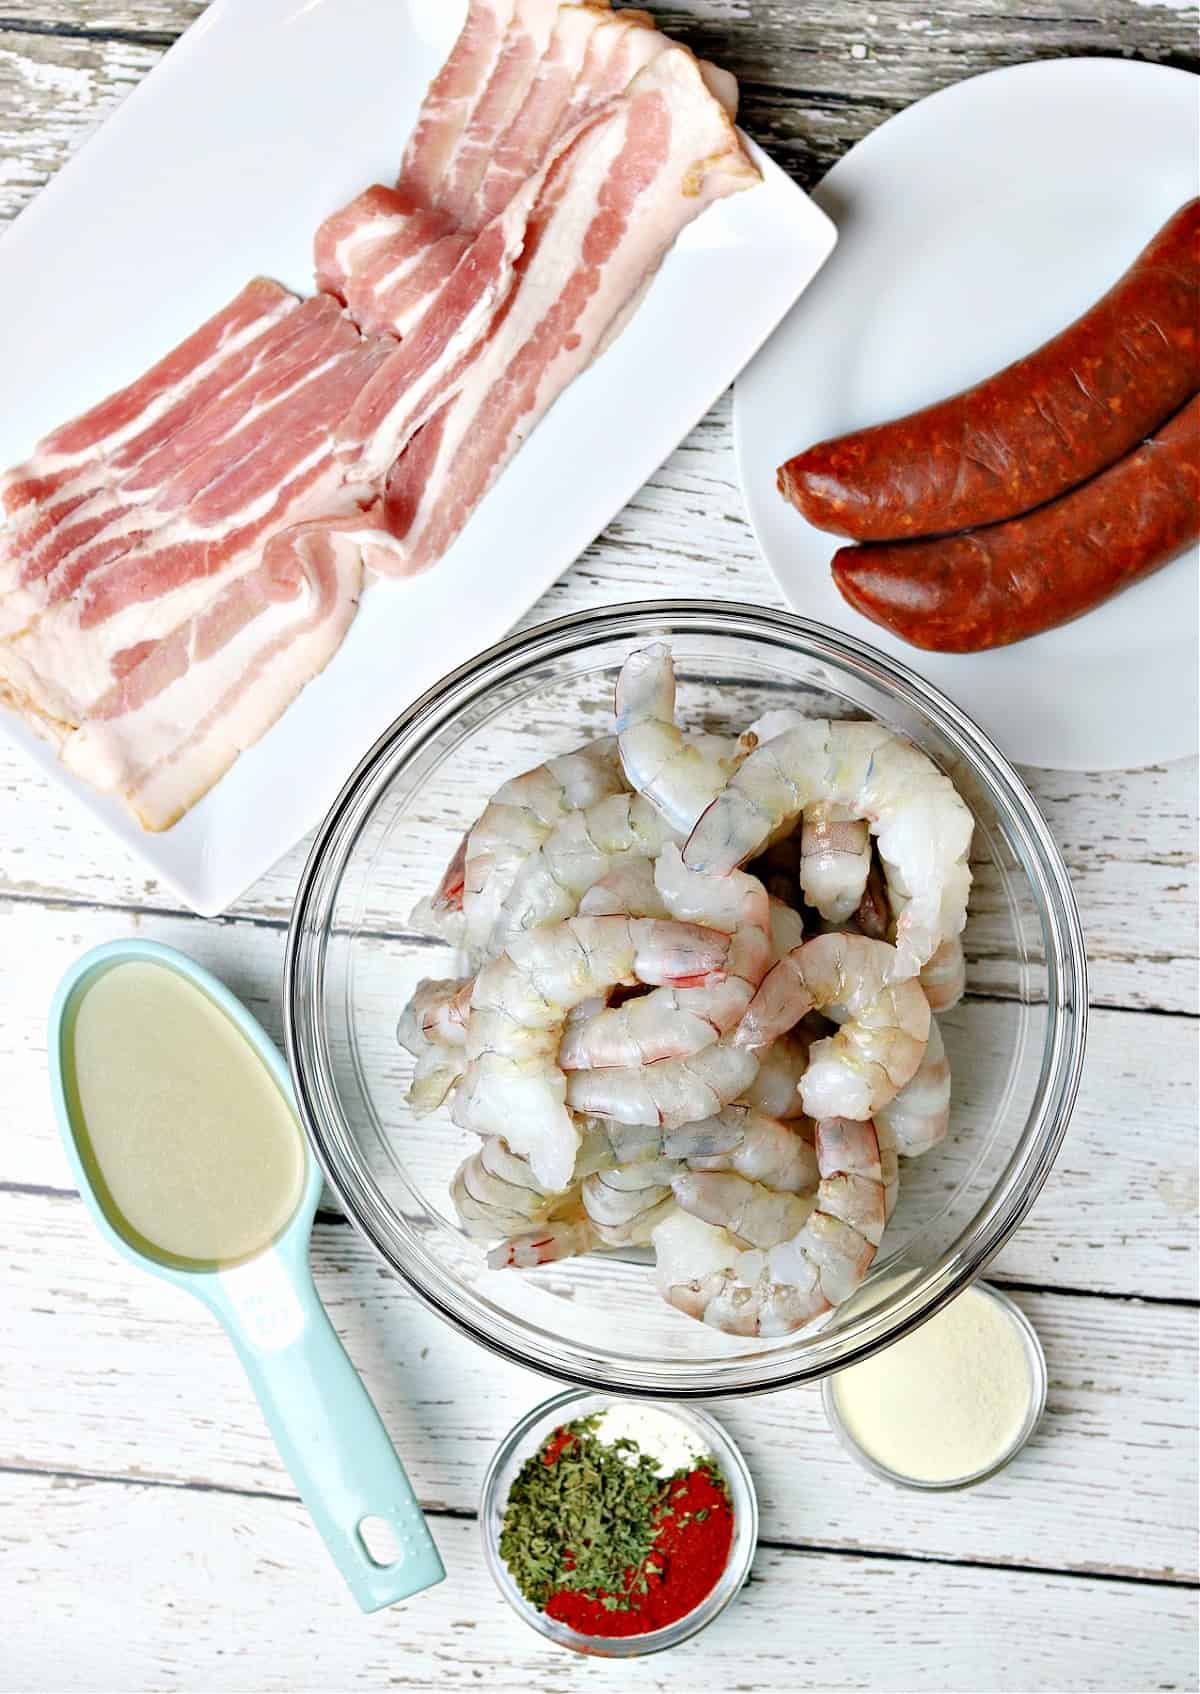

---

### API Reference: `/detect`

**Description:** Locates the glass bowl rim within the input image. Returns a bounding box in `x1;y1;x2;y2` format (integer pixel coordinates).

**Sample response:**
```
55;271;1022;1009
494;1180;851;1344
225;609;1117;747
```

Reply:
284;598;1089;1396
820;1280;1049;1491
478;1387;759;1657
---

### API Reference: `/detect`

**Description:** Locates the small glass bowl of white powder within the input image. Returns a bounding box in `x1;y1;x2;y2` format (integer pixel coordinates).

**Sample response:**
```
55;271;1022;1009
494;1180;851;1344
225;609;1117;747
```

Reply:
823;1280;1047;1491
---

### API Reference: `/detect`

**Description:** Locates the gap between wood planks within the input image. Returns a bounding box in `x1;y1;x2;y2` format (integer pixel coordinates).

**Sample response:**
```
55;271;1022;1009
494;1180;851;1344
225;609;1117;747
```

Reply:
1;1458;1194;1599
0;17;177;45
3;1179;1196;1310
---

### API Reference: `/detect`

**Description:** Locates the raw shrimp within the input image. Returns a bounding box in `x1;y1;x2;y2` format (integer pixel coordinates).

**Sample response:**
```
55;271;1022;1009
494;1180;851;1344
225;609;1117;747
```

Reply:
876;1018;951;1157
654;1116;889;1335
490;792;675;948
453;1137;577;1240
685;719;973;979
737;933;930;1121
767;896;805;964
740;1028;812;1119
490;1110;815;1268
578;854;666;919
396;976;472;1111
455;737;628;953
615;644;748;833
672;1170;816;1248
559;847;769;1069
565;1035;758;1130
452;915;730;1190
799;801;871;922
919;935;966;1013
488;1154;679;1267
854;850;892;942
670;1106;818;1192
875;1115;900;1220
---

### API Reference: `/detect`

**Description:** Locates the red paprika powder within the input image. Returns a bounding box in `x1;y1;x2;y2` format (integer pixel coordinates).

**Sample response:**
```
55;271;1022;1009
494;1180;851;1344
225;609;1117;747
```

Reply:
498;1413;735;1639
544;1461;734;1636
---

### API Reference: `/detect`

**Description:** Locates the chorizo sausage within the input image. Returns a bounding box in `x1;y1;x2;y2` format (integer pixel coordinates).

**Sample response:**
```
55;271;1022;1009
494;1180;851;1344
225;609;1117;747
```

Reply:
778;199;1200;541
830;395;1199;653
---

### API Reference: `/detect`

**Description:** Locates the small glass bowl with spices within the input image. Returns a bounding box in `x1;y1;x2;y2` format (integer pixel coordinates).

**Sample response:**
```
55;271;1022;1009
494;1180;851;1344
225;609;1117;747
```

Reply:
480;1390;757;1657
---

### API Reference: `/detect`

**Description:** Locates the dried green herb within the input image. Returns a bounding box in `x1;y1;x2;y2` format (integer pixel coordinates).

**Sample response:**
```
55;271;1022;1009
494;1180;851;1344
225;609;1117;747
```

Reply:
498;1416;678;1611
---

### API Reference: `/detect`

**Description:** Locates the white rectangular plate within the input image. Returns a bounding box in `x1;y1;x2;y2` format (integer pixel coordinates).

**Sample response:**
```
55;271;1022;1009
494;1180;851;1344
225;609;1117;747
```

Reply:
0;0;835;915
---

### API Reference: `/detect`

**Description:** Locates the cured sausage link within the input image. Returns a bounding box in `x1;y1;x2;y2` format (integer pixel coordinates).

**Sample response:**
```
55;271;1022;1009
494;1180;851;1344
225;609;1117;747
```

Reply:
830;394;1200;653
778;199;1200;541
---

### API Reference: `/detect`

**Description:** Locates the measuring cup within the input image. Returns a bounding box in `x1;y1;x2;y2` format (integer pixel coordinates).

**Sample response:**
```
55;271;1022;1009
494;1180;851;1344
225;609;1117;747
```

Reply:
48;938;445;1613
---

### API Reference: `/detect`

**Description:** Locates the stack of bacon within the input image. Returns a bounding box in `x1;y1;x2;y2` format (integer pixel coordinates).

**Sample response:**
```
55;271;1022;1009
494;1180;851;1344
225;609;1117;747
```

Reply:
0;1;758;832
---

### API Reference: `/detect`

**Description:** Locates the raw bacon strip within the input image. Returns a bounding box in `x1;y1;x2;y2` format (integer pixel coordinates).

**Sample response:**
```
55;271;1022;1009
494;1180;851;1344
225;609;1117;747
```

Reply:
336;104;618;484
0;280;298;594
435;0;561;222
365;45;759;576
314;186;460;305
0;282;391;769
58;520;365;831
0;296;387;649
314;185;475;343
463;1;612;228
6;297;374;620
550;6;660;139
397;0;518;210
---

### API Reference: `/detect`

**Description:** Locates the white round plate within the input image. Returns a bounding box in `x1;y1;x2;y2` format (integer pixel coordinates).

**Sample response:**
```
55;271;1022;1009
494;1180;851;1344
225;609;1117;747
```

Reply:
734;58;1199;771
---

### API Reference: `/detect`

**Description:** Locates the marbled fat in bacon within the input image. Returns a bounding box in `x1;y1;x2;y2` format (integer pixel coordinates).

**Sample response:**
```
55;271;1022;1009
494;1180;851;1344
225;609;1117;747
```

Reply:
363;46;759;576
59;519;365;830
0;282;391;825
433;0;561;222
462;2;613;229
335;104;618;485
396;1;517;210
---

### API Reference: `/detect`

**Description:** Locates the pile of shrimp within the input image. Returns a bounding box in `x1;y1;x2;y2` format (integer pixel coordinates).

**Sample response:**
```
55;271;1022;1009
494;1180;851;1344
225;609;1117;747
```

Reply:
398;644;972;1338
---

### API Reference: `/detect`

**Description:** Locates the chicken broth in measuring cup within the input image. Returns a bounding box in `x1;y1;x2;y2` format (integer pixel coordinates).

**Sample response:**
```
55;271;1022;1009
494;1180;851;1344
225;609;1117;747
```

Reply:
65;960;305;1268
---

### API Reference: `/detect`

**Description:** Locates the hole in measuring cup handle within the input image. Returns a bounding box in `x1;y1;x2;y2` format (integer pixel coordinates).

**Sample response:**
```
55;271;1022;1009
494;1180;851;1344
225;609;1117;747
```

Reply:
358;1514;404;1567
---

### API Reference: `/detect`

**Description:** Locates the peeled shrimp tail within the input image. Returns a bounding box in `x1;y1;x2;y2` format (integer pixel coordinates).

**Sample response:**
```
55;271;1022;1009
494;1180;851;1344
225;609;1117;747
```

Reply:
453;1137;575;1240
397;976;473;1112
800;802;871;922
615;644;740;833
490;1158;678;1268
489;1217;600;1269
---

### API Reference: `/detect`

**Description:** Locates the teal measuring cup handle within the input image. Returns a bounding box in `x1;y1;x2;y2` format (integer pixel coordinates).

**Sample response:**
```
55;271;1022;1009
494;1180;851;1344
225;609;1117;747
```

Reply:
214;1254;445;1613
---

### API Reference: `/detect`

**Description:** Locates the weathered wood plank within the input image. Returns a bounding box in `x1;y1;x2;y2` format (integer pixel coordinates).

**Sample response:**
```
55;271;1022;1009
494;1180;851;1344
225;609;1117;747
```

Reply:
2;1465;1197;1692
0;29;160;225
6;3;204;31
3;1186;1197;1585
2;897;1195;1297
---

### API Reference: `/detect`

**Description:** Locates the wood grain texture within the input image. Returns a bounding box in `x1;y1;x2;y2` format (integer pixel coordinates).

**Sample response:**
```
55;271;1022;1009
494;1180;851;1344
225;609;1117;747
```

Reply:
4;1475;1195;1694
3;1187;1196;1585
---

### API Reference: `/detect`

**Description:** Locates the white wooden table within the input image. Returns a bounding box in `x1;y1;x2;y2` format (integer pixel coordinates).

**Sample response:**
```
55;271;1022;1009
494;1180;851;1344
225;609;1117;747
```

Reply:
1;6;1197;1690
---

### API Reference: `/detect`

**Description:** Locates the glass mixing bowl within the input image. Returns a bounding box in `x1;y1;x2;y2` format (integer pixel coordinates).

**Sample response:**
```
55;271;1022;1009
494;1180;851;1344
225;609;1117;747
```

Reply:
284;601;1087;1396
